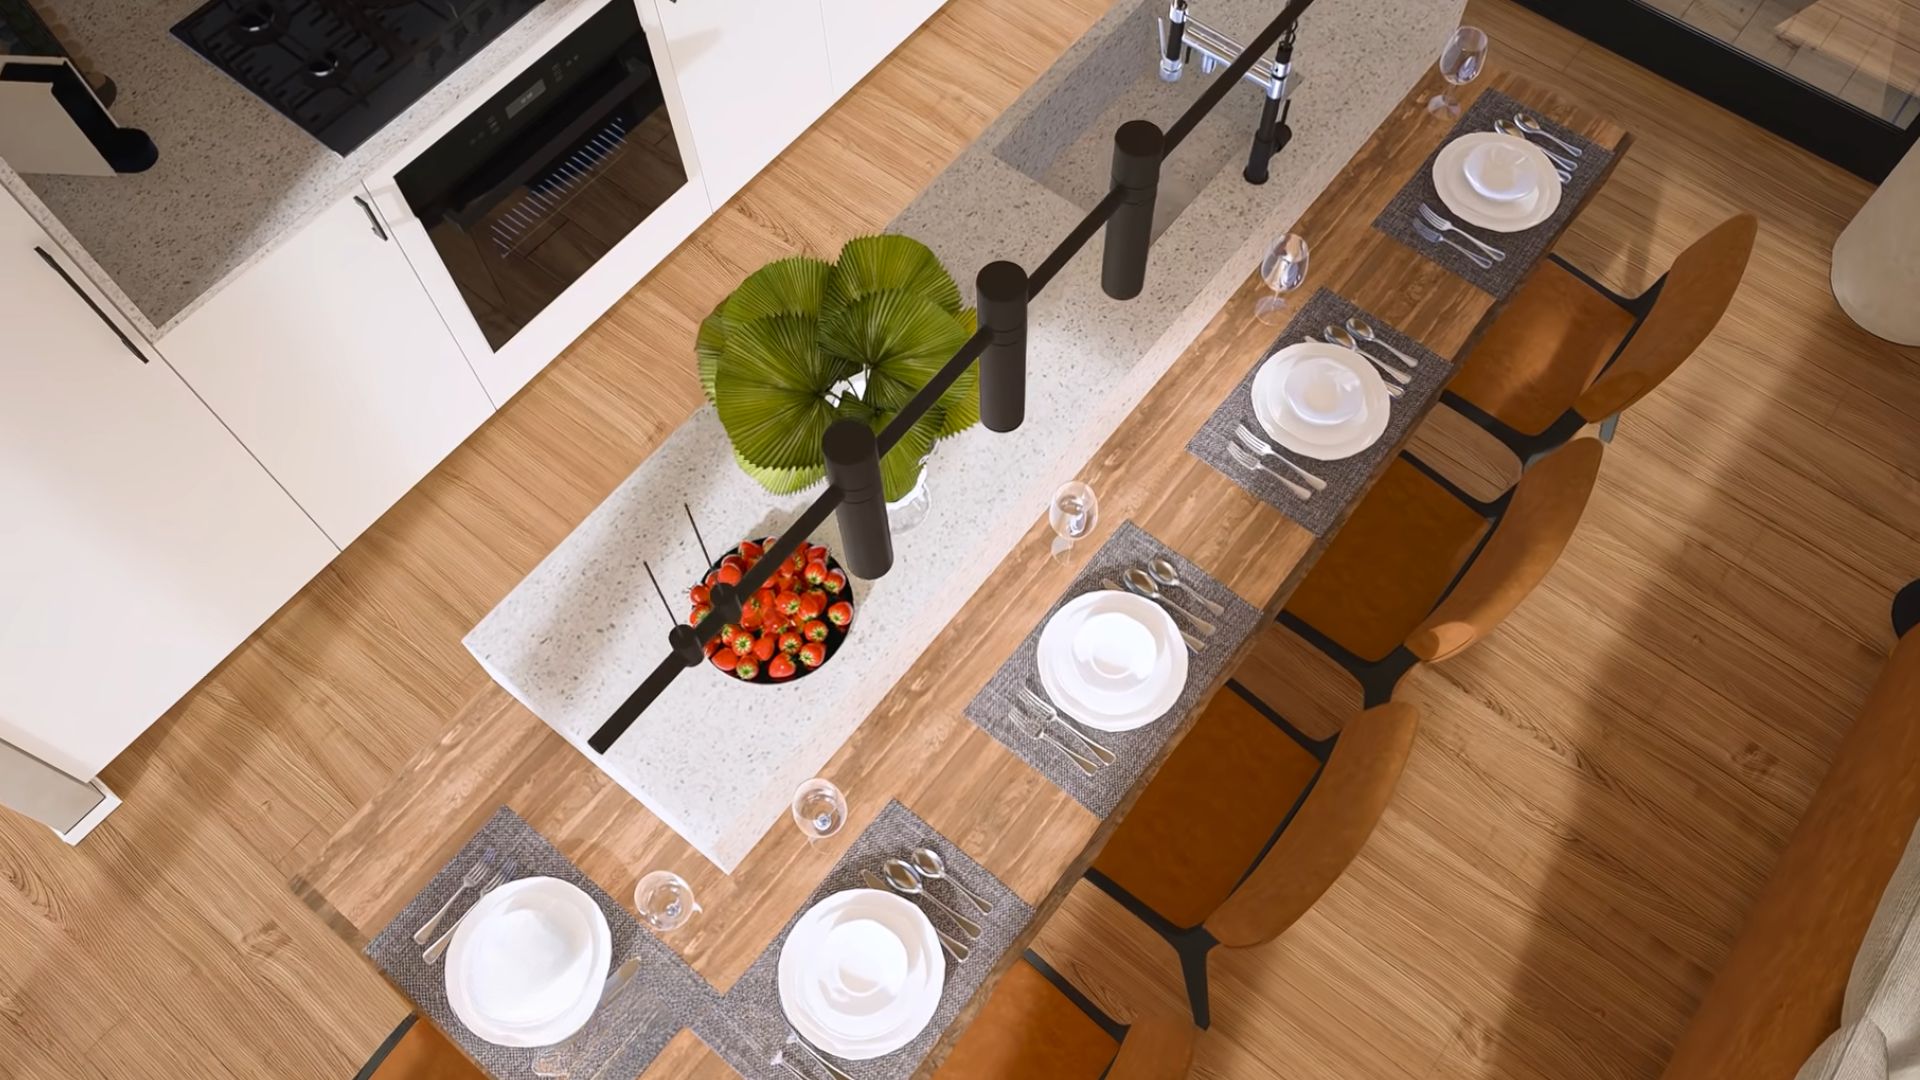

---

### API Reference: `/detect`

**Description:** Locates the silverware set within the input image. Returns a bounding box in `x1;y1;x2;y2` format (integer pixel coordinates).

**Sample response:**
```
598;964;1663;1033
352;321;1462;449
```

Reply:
860;845;995;963
418;852;519;964
1416;204;1500;269
772;1030;858;1080
1014;683;1115;776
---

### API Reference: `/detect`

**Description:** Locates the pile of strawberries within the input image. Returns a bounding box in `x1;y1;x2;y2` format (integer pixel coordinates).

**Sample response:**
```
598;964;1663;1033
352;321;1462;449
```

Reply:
689;537;854;682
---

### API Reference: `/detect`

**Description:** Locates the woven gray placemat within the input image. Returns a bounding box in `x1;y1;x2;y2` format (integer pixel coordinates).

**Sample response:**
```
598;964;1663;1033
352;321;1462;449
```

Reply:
365;807;720;1079
1372;87;1613;297
692;800;1033;1079
1186;287;1451;537
959;520;1262;816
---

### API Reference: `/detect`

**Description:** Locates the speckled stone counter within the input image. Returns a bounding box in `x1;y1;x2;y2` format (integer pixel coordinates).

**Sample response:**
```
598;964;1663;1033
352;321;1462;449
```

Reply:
464;0;1463;873
0;0;601;337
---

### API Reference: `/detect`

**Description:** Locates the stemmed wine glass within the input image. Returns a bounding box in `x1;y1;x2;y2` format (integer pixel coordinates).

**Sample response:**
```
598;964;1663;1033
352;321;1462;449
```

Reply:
1049;480;1098;561
791;777;848;844
1254;233;1309;325
634;869;700;933
1430;26;1489;117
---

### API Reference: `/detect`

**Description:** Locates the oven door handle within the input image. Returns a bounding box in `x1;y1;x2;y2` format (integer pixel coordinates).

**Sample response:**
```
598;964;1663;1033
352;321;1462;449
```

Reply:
353;195;389;241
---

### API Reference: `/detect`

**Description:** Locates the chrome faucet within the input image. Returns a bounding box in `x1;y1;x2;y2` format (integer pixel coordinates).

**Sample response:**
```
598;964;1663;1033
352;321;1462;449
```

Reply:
1157;0;1299;184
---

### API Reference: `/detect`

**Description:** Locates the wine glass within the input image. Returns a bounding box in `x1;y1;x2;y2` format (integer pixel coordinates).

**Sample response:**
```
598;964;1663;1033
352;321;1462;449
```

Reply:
791;777;847;843
1430;26;1489;117
1253;233;1309;325
634;869;700;933
1048;481;1098;561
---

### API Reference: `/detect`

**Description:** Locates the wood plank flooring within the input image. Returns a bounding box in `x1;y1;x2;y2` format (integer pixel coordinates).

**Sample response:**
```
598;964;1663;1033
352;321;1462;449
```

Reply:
1;1;1916;1078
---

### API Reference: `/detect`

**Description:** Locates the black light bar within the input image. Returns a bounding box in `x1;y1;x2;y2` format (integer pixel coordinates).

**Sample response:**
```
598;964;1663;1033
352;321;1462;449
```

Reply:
586;0;1317;754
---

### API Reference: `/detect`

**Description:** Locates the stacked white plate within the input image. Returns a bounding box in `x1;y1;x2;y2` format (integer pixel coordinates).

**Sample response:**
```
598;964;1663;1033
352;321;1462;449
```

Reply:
1432;131;1564;232
445;877;613;1047
1249;341;1392;461
778;889;945;1060
1035;590;1188;732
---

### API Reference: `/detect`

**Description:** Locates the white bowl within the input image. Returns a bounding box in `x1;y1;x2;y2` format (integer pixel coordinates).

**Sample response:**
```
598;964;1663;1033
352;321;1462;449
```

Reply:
1461;140;1541;202
445;877;612;1047
1070;611;1157;690
1281;355;1365;425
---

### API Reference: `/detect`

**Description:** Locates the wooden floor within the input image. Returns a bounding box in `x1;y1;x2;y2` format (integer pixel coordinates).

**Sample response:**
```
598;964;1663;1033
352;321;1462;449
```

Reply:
1;1;1915;1078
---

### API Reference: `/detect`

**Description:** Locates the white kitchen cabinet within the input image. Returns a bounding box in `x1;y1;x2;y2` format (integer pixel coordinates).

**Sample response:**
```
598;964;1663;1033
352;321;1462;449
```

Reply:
820;0;948;92
0;190;336;782
647;0;836;204
158;188;494;548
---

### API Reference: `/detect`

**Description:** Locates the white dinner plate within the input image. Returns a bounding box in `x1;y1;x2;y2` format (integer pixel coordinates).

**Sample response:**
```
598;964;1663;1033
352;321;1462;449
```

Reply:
1250;342;1391;461
1432;132;1563;233
779;889;945;1060
445;877;612;1047
1035;591;1187;732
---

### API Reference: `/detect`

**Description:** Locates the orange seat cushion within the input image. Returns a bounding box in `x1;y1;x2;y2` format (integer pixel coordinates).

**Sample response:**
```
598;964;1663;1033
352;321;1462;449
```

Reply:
1284;458;1490;662
935;961;1119;1080
366;1019;482;1080
1093;689;1322;929
1448;260;1637;435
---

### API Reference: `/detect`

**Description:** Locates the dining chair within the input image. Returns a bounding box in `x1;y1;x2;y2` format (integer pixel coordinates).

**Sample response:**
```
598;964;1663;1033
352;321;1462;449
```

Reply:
1442;213;1757;464
358;1015;477;1080
933;954;1197;1079
1087;691;1421;1029
1280;435;1606;707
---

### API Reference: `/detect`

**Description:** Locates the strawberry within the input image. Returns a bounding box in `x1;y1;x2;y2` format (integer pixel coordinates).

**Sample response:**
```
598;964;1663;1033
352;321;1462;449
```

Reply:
809;544;830;564
716;562;742;586
721;554;746;575
730;626;755;654
821;569;846;595
705;570;719;588
779;630;803;655
753;633;777;662
690;583;711;606
733;655;759;680
712;647;738;671
688;603;711;626
803;618;830;643
739;606;761;631
704;636;721;658
739;538;764;562
776;591;802;617
798;591;826;620
757;587;777;614
798;640;826;668
803;559;828;586
826;600;853;628
788;548;808;573
768;653;796;680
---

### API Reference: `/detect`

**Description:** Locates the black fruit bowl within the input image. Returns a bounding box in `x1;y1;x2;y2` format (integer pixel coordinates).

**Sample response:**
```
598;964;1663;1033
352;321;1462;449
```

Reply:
694;542;855;685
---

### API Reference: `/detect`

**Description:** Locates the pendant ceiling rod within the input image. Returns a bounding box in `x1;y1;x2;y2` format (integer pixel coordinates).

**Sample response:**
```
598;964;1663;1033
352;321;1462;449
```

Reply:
586;0;1318;754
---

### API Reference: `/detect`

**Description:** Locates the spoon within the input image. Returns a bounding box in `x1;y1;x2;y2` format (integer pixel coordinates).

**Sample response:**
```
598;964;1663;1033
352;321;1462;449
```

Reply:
1123;568;1217;636
1492;118;1575;179
911;847;994;915
1324;325;1413;385
862;869;970;960
1146;556;1226;617
881;859;983;938
1342;316;1420;370
1513;112;1584;157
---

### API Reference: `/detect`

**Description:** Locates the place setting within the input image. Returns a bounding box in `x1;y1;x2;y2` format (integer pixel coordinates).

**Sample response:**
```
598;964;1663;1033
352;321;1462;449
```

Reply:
1189;286;1450;535
694;800;1032;1080
365;807;721;1079
1375;57;1615;297
961;521;1261;814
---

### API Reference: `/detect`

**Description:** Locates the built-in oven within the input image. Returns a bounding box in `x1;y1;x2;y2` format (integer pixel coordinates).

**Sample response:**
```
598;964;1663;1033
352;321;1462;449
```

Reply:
379;0;704;393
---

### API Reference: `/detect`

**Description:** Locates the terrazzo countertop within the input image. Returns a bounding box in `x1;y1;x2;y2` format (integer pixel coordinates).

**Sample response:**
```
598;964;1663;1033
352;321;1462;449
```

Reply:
0;0;600;338
465;0;1464;873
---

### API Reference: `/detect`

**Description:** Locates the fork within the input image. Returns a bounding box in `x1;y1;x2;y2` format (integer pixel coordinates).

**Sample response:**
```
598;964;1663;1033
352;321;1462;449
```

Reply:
1018;685;1117;766
424;858;517;963
1233;425;1327;491
413;848;496;944
785;1031;856;1080
1009;696;1100;775
1418;204;1504;261
769;1049;815;1080
1411;221;1492;270
1224;440;1312;501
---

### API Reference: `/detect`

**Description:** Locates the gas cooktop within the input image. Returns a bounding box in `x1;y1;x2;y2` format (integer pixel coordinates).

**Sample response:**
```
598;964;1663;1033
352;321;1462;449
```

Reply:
171;0;546;155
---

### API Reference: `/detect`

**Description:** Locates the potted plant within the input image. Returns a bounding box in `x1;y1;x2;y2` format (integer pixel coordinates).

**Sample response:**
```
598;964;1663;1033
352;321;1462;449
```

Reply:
697;235;979;514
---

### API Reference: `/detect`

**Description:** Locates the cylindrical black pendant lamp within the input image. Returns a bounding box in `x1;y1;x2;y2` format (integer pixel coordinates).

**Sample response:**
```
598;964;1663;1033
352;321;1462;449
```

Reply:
822;419;894;579
976;260;1029;433
1102;119;1164;301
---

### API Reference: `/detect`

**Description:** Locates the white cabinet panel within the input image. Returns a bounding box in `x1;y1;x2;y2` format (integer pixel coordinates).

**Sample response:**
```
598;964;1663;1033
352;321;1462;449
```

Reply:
158;190;494;548
0;192;336;781
651;0;835;204
820;0;947;92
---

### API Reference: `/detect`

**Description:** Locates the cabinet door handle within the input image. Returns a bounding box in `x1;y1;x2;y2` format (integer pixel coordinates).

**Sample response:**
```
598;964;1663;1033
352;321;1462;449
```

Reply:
354;195;389;241
34;246;147;365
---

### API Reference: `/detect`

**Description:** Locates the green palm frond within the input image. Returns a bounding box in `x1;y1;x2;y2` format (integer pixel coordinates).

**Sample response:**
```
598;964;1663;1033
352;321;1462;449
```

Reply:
824;235;962;317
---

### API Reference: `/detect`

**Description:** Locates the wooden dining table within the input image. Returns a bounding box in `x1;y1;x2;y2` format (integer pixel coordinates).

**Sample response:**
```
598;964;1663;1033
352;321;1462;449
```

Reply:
295;66;1629;1078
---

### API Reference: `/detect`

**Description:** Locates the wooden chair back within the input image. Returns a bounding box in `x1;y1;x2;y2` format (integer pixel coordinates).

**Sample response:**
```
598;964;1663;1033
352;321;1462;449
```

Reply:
1407;437;1604;662
1204;700;1421;949
1575;213;1758;422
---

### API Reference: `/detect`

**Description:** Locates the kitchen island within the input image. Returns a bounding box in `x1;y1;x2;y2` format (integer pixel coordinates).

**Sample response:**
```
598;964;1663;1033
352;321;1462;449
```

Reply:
298;50;1630;1077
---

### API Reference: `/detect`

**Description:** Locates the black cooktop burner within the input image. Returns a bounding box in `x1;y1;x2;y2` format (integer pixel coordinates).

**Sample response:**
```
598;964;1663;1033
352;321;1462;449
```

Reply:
171;0;546;155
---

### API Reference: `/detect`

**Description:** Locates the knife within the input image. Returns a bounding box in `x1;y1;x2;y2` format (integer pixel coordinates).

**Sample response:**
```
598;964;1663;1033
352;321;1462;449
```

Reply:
531;957;644;1078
